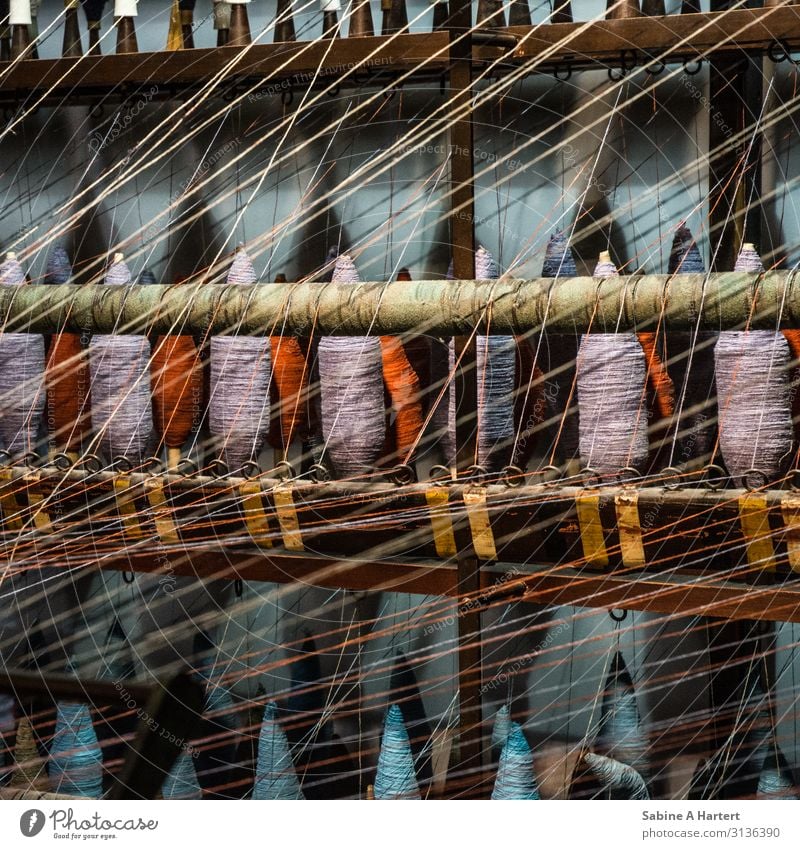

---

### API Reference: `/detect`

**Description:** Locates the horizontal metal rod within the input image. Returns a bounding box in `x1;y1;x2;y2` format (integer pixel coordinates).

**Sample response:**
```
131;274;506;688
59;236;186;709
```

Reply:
1;271;798;335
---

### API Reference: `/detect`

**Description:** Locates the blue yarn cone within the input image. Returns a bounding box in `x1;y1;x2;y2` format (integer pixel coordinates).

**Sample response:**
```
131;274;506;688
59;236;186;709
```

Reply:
758;747;798;800
374;704;421;799
542;231;577;277
45;245;72;284
491;704;512;753
492;723;540;800
596;652;648;782
253;702;304;800
49;702;103;798
668;225;705;274
584;752;649;800
162;751;202;799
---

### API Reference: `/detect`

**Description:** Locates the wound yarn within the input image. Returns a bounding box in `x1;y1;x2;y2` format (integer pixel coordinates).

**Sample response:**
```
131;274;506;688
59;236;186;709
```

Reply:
714;244;793;482
491;723;540;800
253;701;304;800
88;255;153;463
584;752;649;800
162;750;202;799
48;702;103;798
576;253;648;473
373;704;421;799
44;246;90;454
209;248;271;471
0;253;45;456
491;704;512;753
318;254;385;477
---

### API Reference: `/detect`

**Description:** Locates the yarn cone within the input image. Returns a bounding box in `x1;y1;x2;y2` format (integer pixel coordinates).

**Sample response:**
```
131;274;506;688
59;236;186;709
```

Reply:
491;723;540;800
88;254;153;463
374;704;421;799
584;752;649;800
48;703;103;798
0;252;45;457
44;245;90;456
162;750;202;799
253;702;304;800
318;254;385;477
10;716;48;790
209;247;271;472
715;243;792;483
491;704;512;753
576;252;648;474
757;747;798;799
389;652;432;786
596;652;648;782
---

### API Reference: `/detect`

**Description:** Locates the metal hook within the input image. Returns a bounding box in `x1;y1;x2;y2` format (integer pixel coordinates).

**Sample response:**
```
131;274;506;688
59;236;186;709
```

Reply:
609;608;628;622
553;61;572;82
768;39;791;64
122;570;136;585
645;58;665;76
608;49;637;81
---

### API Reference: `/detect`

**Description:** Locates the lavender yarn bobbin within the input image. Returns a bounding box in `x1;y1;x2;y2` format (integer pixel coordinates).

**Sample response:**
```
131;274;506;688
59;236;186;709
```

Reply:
318;254;385;478
209;247;271;472
88;254;153;464
0;252;45;457
576;252;648;474
714;243;793;484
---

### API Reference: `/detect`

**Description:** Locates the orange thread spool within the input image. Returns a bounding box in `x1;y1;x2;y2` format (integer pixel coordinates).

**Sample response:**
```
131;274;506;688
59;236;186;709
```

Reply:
151;335;203;453
380;335;423;459
637;332;675;421
46;332;90;455
782;330;800;446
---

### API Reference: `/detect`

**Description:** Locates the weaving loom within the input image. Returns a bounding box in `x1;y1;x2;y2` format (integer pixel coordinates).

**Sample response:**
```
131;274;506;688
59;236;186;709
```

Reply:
0;0;798;804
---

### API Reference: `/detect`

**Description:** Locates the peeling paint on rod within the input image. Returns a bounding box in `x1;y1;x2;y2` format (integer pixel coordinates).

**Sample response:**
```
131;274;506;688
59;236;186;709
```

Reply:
1;271;797;335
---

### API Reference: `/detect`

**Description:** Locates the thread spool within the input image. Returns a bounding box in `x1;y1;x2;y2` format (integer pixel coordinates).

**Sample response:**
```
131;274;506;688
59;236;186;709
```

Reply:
179;0;196;47
714;244;793;484
9;0;30;59
0;0;10;61
81;0;105;55
44;246;90;459
380;336;423;466
227;0;251;46
274;0;296;42
490;703;511;753
431;0;448;28
381;0;407;34
374;704;421;799
584;752;649;800
253;702;304;800
757;748;798;799
596;652;649;784
0;253;45;458
476;0;505;26
576;252;648;475
114;0;137;53
11;716;48;791
508;0;531;25
209;248;270;473
162;751;202;799
347;0;374;36
541;231;580;469
151;277;203;470
491;723;540;800
27;0;37;56
321;0;340;35
48;703;103;798
318;254;385;478
166;0;182;49
88;254;154;465
213;0;230;44
550;0;572;24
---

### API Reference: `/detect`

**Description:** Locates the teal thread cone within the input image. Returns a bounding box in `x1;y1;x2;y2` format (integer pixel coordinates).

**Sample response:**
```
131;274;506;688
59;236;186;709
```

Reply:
492;723;540;800
253;702;304;800
162;751;202;799
490;704;511;753
48;702;103;798
374;704;421;799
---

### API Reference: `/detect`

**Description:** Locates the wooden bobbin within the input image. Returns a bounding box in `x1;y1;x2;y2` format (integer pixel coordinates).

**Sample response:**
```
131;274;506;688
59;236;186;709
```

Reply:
348;0;374;36
62;0;82;56
274;0;296;42
228;0;251;46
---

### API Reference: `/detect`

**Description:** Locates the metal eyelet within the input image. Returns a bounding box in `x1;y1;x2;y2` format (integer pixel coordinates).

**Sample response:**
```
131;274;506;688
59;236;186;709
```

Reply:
309;463;331;483
81;453;103;473
661;465;684;491
274;460;295;480
768;39;791;64
465;465;488;482
21;451;40;467
700;464;727;490
741;468;770;491
501;465;525;487
581;467;603;486
176;457;198;476
553;61;572;81
241;460;261;480
0;450;11;467
790;468;800;491
52;452;74;471
609;608;628;622
112;456;133;473
683;58;702;75
208;458;229;478
617;466;640;484
387;464;416;485
429;465;451;482
143;456;163;474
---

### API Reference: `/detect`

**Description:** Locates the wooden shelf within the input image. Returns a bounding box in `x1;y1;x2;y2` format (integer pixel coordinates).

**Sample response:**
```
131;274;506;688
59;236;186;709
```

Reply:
1;6;799;108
